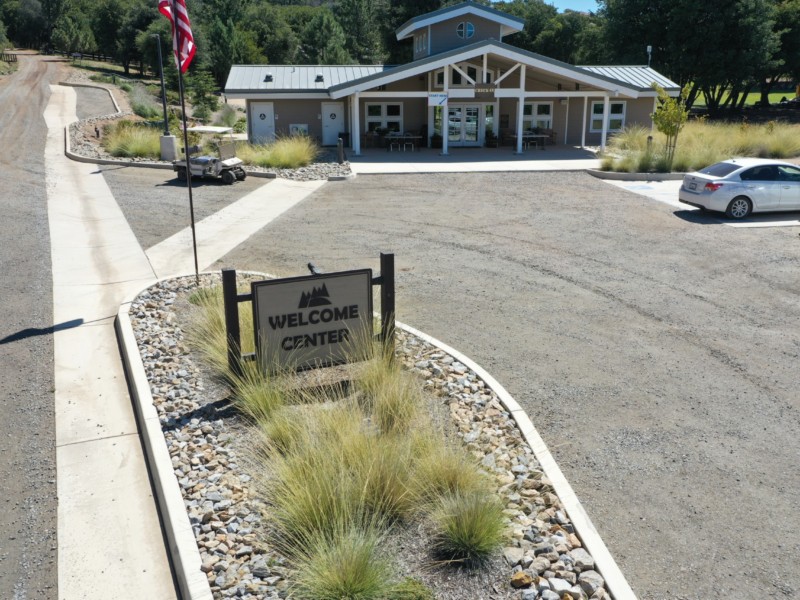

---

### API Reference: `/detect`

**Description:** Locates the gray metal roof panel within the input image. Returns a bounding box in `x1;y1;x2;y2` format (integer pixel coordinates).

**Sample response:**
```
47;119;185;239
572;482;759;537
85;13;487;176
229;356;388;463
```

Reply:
225;65;389;94
579;66;679;91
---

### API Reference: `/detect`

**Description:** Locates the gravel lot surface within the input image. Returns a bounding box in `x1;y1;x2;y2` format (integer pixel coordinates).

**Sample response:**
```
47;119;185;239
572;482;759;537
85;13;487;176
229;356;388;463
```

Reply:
200;172;800;600
0;52;62;600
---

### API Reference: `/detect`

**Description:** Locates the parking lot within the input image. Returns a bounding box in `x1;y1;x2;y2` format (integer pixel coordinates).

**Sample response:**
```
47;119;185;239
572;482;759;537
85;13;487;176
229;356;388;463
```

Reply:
101;165;800;599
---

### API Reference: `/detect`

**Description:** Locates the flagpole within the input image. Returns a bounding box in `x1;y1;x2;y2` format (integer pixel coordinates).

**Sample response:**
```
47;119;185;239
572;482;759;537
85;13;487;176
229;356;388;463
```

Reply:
172;0;200;285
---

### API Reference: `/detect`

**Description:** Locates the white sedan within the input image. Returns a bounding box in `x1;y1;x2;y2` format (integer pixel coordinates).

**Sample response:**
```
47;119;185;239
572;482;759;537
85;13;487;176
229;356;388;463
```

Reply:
678;158;800;219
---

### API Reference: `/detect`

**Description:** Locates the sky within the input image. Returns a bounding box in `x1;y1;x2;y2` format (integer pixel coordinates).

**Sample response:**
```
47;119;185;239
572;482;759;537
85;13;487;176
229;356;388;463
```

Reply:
544;0;600;13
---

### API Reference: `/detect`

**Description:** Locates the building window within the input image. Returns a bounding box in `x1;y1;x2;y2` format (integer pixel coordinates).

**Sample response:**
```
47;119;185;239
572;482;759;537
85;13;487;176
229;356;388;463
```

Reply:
590;101;626;132
456;21;475;39
433;64;484;89
365;103;403;133
523;102;553;130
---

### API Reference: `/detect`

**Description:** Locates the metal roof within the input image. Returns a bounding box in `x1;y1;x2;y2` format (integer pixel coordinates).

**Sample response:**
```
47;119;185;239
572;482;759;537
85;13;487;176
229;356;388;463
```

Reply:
579;66;679;92
225;65;390;94
395;0;525;40
328;40;650;99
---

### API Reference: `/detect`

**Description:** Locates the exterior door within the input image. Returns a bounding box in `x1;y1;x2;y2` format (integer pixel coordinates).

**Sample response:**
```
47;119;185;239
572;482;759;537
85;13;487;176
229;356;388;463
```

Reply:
740;165;781;209
322;102;345;146
447;104;481;147
250;102;275;143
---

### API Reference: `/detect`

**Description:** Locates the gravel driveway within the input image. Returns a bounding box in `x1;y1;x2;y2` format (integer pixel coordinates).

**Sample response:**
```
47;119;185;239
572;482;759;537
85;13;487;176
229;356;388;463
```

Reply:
198;171;800;600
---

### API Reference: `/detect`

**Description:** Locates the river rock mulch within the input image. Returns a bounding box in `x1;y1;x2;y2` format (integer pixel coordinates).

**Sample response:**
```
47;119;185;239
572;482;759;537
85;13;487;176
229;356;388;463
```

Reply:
129;273;611;600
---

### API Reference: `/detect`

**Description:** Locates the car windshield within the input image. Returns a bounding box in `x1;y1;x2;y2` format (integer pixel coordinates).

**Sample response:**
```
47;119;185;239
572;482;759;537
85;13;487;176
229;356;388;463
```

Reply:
698;162;742;177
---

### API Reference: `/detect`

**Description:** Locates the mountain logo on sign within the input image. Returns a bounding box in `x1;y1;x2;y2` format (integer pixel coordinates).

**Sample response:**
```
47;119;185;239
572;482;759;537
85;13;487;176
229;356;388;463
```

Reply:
298;284;332;308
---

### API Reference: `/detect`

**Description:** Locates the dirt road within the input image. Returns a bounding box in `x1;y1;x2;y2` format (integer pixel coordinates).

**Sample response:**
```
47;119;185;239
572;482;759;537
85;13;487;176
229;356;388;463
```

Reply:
210;172;800;600
0;53;63;599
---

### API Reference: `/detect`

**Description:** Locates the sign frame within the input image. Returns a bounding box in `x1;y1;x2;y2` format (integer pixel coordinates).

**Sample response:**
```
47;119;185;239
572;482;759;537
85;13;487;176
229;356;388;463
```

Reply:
251;269;373;373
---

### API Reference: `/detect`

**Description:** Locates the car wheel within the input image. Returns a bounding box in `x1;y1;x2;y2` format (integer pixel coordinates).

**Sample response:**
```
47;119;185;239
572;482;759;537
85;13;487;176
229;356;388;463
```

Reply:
725;196;752;219
176;167;187;181
222;170;236;185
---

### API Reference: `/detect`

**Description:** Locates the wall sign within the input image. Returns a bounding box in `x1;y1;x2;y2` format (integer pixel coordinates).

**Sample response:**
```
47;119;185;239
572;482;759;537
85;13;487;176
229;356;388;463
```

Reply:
252;270;373;372
473;84;496;100
428;92;448;106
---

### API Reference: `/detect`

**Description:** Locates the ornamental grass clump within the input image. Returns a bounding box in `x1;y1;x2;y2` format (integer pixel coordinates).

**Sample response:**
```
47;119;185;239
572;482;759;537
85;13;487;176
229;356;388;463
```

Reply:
129;83;161;119
430;491;506;567
102;120;160;158
289;523;394;600
236;136;319;169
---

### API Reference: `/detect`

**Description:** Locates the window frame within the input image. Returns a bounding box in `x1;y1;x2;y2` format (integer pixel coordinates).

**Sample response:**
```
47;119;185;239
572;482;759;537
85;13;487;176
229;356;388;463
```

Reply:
590;101;626;133
522;102;553;130
364;102;404;133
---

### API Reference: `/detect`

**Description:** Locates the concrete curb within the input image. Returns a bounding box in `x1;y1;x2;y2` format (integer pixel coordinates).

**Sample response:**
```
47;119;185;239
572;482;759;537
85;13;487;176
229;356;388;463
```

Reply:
115;270;637;600
397;321;638;600
587;168;685;181
116;302;214;600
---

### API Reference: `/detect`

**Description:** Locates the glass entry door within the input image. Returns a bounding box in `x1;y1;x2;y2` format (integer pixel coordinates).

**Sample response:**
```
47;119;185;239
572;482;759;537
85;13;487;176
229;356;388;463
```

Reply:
447;104;481;146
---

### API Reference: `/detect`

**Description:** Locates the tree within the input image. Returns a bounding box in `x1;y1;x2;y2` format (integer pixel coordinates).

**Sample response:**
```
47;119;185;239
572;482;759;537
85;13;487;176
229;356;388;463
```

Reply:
0;17;8;49
533;10;596;64
206;17;263;86
51;7;95;53
599;0;780;113
651;84;689;169
494;0;558;54
335;0;387;64
301;9;351;64
244;3;301;64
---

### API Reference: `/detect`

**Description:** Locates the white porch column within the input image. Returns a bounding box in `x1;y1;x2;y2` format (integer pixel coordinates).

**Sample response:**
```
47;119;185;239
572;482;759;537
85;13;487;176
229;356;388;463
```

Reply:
581;96;587;148
515;65;526;154
563;98;569;145
442;65;449;156
352;92;361;155
601;94;610;150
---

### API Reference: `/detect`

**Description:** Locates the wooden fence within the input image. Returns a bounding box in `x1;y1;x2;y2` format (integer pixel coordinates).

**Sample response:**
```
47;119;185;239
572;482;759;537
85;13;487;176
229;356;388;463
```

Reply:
1;52;17;63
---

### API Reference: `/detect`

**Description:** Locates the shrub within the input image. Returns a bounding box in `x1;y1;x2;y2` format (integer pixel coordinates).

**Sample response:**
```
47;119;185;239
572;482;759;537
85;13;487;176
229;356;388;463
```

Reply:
409;437;488;505
102;121;160;158
129;83;161;119
236;137;319;169
385;578;435;600
429;492;506;567
290;524;393;600
603;121;800;172
215;104;239;128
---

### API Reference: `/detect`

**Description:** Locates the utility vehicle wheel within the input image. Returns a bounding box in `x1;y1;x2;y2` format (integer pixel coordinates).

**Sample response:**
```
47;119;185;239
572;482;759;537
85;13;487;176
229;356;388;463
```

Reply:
725;196;752;219
222;170;236;185
176;167;187;181
236;169;246;181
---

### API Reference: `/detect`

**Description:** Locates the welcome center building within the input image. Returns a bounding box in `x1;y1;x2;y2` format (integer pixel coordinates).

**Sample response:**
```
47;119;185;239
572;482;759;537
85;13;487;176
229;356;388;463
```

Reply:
224;1;679;156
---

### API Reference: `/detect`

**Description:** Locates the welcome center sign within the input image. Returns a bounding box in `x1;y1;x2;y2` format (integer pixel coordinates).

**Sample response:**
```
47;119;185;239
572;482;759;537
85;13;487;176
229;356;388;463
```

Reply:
252;270;373;372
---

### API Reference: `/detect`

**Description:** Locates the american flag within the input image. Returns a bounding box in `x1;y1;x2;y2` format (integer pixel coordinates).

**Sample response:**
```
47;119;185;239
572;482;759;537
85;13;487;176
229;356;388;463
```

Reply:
158;0;196;73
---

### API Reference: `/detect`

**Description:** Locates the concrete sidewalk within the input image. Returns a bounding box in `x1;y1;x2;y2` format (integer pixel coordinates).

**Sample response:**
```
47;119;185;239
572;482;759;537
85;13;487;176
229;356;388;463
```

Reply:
45;84;176;600
348;145;601;174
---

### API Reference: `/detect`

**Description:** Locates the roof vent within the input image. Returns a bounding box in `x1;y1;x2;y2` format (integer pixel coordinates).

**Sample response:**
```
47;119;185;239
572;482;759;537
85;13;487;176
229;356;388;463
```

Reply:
315;73;324;83
264;73;273;82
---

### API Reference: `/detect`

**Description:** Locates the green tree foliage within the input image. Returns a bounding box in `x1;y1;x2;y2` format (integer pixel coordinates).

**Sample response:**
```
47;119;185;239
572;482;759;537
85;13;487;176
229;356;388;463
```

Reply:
301;9;351;64
533;10;598;64
244;3;301;63
206;17;264;85
651;83;689;168
0;17;8;49
599;0;780;112
51;2;95;53
335;0;387;64
494;0;557;53
0;0;47;48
